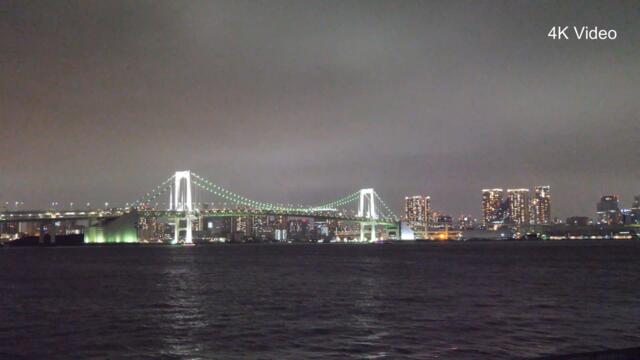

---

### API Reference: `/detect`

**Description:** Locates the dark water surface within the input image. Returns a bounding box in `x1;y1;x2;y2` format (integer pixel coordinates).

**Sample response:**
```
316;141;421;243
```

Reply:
1;241;640;359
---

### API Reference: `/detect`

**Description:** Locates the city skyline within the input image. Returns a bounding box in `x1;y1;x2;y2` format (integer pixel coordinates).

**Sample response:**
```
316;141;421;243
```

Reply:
1;173;638;222
1;1;638;219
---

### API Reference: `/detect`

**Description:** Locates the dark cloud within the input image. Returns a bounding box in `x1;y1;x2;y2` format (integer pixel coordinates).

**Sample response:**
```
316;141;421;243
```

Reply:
1;0;638;218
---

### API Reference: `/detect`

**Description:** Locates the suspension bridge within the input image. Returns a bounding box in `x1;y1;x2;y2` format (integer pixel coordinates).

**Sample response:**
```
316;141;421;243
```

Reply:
1;171;399;244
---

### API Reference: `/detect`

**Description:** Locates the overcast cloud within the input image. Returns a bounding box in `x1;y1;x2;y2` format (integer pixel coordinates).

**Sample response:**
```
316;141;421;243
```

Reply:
1;1;638;218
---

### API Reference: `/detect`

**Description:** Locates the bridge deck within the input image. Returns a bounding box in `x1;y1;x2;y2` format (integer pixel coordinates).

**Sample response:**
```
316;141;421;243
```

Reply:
0;209;398;226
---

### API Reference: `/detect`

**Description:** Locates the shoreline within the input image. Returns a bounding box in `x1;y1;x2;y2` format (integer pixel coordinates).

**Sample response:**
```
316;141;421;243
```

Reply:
3;237;640;248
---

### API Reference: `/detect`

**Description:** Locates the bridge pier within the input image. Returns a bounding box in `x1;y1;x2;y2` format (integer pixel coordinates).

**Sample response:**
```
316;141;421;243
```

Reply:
357;189;379;242
173;216;193;245
359;222;377;242
172;171;194;245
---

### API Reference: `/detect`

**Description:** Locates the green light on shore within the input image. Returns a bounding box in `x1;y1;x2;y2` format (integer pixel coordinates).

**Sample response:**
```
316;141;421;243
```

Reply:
86;226;137;243
85;227;105;243
85;212;139;244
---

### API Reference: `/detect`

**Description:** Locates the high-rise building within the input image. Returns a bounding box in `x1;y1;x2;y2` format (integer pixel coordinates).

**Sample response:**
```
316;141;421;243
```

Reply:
404;195;430;225
496;198;512;224
597;195;621;225
482;189;503;225
507;188;530;225
630;195;640;225
531;185;551;224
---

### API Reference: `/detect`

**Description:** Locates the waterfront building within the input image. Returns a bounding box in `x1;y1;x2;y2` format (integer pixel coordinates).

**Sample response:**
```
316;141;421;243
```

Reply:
287;218;310;241
404;195;429;225
433;214;453;230
507;189;530;225
596;195;621;225
482;189;503;225
251;215;272;240
137;214;167;242
457;215;477;230
1;222;19;236
235;216;249;234
621;209;634;225
531;185;551;224
566;216;590;226
204;217;232;237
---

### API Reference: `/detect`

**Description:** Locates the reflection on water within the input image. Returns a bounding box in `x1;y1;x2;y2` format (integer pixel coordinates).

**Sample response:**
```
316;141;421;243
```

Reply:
1;241;640;359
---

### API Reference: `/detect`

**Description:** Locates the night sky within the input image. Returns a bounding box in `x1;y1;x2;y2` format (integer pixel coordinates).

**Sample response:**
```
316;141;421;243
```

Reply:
1;1;638;218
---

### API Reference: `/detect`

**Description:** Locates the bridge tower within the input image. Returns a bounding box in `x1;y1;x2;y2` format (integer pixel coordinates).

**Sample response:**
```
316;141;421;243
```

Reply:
172;171;195;245
358;188;378;242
